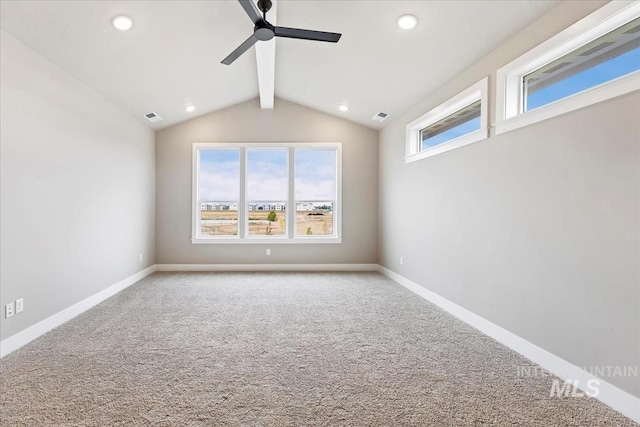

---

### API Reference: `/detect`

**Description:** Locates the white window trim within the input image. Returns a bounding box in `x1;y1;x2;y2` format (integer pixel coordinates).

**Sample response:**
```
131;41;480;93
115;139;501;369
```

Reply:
405;76;489;163
495;0;640;135
191;142;342;244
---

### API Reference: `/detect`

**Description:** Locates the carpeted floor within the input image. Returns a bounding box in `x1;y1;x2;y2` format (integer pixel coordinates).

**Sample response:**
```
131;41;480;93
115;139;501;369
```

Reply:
0;272;636;426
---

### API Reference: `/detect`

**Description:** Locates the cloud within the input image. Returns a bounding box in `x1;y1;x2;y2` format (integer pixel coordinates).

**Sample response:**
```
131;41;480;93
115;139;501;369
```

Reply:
199;170;239;201
295;178;335;200
247;173;288;200
199;152;241;201
294;149;335;200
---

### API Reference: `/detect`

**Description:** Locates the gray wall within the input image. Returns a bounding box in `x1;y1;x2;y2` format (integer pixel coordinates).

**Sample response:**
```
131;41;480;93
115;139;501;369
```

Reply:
378;0;640;397
156;97;378;264
0;30;156;340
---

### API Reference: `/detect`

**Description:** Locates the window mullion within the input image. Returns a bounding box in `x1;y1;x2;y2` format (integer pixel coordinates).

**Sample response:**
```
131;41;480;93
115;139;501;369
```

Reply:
239;147;247;238
194;148;201;239
288;147;295;238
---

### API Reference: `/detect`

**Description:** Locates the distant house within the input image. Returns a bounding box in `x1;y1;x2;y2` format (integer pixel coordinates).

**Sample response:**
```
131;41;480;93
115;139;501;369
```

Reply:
201;202;218;211
208;202;287;211
269;203;285;211
249;203;266;211
200;202;236;211
297;202;315;212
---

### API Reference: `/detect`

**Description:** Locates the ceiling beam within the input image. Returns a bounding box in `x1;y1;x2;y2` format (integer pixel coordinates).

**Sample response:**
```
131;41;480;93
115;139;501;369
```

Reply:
255;0;277;109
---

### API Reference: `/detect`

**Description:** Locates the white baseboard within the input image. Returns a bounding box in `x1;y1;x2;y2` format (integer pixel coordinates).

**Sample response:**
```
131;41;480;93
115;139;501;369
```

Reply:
377;265;640;423
156;263;379;272
0;265;157;358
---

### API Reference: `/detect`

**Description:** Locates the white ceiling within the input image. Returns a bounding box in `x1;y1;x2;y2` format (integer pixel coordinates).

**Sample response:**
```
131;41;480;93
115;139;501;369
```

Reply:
0;0;559;130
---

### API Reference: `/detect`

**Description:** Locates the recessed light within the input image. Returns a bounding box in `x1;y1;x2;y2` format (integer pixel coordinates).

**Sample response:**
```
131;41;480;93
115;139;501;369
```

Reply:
185;105;196;113
112;15;133;31
397;14;417;30
339;105;349;112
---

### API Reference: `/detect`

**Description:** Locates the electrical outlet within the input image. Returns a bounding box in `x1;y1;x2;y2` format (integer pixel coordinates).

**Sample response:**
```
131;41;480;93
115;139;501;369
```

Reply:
5;302;15;318
400;257;404;265
139;253;143;262
15;298;24;313
266;249;271;256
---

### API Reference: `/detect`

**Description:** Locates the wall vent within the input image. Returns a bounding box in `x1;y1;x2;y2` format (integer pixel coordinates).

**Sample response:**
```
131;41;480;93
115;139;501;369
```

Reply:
372;112;389;122
144;112;162;123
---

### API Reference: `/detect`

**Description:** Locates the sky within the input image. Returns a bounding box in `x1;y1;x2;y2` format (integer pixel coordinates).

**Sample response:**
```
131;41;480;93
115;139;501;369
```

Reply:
199;148;336;202
421;116;481;150
294;149;336;201
526;46;640;111
199;149;239;202
247;149;288;201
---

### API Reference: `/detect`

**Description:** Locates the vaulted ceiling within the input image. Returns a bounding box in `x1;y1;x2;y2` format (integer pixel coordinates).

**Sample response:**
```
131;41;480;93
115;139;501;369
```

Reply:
0;0;559;130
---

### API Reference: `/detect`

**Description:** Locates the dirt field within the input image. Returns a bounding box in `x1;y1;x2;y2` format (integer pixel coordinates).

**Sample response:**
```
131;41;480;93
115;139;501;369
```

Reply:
200;210;333;237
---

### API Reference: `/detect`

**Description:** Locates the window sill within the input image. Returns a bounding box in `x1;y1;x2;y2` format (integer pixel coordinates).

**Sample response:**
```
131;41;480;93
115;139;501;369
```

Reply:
191;237;343;244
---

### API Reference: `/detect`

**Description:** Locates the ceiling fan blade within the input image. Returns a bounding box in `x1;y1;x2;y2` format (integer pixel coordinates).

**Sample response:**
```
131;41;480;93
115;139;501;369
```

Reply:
274;26;341;43
221;34;259;65
238;0;264;25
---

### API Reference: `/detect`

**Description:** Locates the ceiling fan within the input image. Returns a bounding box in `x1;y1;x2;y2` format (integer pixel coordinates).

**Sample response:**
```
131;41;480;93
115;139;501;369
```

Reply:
222;0;342;65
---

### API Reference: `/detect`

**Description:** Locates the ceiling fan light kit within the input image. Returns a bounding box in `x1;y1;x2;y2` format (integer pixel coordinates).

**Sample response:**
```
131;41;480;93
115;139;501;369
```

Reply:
222;0;342;65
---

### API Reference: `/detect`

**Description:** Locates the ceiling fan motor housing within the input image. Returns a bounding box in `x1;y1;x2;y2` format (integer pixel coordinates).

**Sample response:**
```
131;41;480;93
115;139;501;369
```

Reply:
254;20;275;41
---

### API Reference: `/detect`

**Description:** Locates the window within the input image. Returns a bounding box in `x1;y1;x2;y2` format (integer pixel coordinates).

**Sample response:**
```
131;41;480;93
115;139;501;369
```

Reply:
192;143;341;243
197;149;240;237
294;149;337;237
420;101;482;150
246;149;288;236
496;1;640;135
406;77;488;163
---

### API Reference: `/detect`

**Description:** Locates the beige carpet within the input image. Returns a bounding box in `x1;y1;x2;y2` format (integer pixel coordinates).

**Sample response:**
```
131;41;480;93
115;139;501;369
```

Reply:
0;272;636;426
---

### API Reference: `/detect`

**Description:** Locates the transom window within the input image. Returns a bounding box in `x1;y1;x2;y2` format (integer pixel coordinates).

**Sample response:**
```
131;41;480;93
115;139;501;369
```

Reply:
496;1;640;135
420;100;482;150
524;16;640;112
192;143;342;243
406;77;488;163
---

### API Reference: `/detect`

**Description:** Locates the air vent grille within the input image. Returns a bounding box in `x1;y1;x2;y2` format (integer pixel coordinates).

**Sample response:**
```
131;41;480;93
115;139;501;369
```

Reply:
372;112;389;122
144;112;162;123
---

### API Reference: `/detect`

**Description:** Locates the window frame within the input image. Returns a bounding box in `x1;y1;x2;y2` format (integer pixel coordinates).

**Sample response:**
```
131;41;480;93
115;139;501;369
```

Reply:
495;1;640;136
191;142;342;244
405;76;489;163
